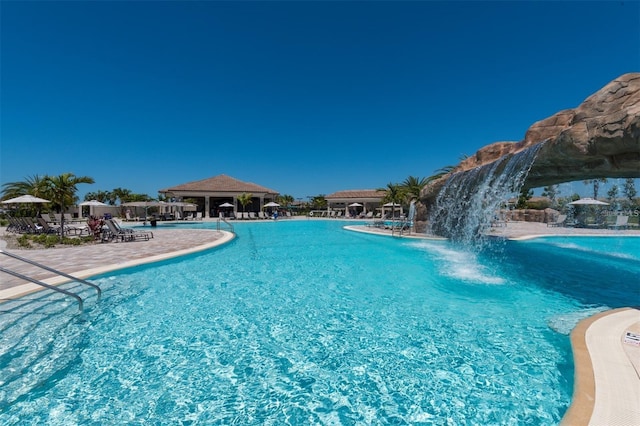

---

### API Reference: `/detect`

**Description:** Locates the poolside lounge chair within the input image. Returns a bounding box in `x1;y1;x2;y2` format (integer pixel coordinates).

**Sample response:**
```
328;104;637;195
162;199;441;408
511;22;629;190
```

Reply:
608;215;629;230
195;212;203;221
36;217;61;234
548;214;567;227
104;219;153;242
248;212;257;220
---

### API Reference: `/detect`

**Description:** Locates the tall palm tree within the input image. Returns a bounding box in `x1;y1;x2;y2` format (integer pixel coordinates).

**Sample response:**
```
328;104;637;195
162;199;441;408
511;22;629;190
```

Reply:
84;190;111;203
426;165;457;183
109;187;133;205
401;176;429;202
237;193;253;216
45;173;95;241
583;178;607;199
378;182;406;218
276;194;294;208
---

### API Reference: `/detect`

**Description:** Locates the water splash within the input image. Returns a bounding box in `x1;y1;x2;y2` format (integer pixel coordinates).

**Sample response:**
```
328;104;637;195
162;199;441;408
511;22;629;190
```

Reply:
429;143;543;246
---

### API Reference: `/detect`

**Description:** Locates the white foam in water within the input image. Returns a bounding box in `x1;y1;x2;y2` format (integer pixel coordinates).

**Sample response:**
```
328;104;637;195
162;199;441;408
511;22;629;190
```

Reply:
409;241;505;285
547;307;610;335
552;241;638;261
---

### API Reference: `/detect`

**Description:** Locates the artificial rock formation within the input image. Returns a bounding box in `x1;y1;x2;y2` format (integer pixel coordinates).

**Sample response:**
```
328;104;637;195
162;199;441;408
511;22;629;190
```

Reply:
420;73;640;215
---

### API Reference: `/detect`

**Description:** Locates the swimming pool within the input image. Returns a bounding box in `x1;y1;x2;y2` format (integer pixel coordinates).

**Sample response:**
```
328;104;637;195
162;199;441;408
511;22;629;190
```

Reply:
1;221;638;424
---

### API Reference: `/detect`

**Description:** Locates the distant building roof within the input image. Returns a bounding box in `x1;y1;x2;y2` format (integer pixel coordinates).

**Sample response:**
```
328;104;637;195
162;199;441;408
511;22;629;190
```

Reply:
326;189;386;200
160;174;278;195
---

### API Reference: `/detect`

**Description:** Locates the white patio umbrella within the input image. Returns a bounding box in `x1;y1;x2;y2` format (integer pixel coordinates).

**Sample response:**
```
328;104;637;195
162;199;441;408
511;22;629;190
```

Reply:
2;194;51;217
219;202;234;208
348;202;363;207
1;195;51;204
264;201;280;207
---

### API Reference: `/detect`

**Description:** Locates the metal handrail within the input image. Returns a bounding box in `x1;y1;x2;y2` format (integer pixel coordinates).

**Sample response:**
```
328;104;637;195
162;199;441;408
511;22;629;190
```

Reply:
216;218;234;233
0;250;101;300
0;266;84;311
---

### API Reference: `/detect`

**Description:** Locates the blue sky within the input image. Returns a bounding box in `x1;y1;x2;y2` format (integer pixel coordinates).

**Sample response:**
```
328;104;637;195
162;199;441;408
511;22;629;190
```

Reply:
1;1;638;201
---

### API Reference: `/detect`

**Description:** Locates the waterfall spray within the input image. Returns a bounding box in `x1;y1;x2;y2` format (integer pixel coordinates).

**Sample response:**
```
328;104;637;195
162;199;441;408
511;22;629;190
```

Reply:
429;143;544;246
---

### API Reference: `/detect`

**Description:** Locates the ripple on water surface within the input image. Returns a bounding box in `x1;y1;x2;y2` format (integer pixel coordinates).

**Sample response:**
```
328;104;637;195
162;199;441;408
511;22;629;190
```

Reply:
3;221;613;424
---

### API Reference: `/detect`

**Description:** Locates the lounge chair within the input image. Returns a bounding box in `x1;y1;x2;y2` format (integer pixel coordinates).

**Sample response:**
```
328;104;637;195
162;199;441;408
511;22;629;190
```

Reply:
608;215;629;230
36;217;61;234
104;219;153;242
548;214;567;227
258;211;268;219
248;212;257;220
195;212;203;221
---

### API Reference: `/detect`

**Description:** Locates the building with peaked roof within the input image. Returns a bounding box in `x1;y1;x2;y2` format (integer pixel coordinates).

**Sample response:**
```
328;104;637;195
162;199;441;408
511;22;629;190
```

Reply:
325;189;386;217
159;174;279;218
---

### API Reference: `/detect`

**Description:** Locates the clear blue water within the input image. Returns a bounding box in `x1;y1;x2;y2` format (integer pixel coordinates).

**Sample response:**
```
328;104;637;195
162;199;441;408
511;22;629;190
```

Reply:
1;222;638;425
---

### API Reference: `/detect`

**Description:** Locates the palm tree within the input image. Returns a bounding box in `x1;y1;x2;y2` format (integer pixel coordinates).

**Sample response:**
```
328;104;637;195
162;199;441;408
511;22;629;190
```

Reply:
237;193;253;216
84;190;111;203
310;195;327;210
378;182;406;218
401;176;429;202
45;173;95;241
1;174;50;216
426;165;457;184
276;194;294;208
1;174;50;200
583;178;607;199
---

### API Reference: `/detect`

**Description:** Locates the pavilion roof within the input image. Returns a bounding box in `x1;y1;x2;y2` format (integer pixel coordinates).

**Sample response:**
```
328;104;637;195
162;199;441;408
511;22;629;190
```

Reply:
325;189;386;199
160;174;278;194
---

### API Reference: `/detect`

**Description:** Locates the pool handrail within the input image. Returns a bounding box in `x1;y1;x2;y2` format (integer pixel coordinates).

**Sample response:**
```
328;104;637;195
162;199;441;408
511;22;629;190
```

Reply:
0;266;84;312
0;249;101;302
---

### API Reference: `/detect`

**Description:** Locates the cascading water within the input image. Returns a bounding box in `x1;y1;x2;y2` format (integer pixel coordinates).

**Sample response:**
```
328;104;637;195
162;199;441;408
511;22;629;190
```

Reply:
429;143;544;246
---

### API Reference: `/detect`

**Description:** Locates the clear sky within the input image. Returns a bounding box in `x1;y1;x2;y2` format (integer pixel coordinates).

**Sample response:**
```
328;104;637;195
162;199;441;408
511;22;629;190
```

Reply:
1;1;638;202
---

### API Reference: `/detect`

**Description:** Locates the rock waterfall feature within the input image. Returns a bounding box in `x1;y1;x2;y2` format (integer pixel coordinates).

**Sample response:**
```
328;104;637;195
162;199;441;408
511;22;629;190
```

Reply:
418;73;640;237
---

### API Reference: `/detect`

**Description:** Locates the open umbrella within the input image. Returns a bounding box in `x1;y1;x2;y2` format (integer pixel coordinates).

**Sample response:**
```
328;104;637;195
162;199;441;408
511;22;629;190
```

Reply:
348;202;363;207
219;202;234;208
264;202;280;207
2;195;51;204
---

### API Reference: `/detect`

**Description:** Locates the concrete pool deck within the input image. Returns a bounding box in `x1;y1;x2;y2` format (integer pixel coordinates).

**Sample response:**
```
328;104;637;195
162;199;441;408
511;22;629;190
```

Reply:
1;218;639;425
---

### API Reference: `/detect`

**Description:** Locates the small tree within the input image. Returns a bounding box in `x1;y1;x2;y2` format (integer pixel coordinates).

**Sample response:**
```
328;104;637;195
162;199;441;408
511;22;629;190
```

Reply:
379;182;406;218
516;187;533;209
237;193;253;216
606;185;619;208
623;178;638;208
45;173;95;241
541;184;560;208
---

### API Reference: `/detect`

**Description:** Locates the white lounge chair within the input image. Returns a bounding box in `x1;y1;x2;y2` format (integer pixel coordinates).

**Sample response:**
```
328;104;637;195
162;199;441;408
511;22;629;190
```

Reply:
608;215;629;230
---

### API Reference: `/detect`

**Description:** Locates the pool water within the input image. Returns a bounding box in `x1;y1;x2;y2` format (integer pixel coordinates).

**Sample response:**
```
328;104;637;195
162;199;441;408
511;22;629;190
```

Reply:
1;221;638;424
